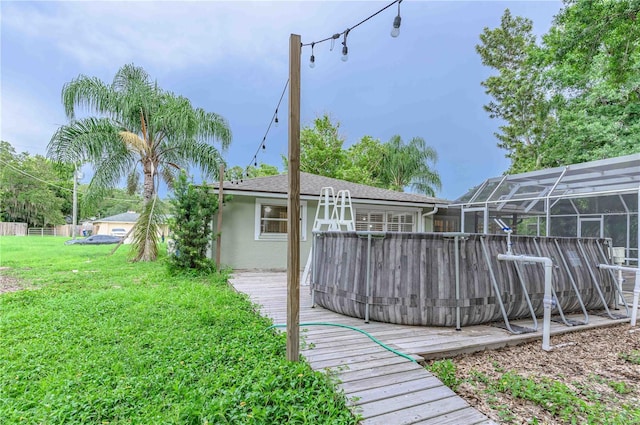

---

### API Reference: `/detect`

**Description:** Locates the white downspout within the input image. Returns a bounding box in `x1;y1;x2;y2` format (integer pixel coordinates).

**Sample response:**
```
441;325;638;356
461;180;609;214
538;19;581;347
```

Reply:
497;254;554;351
421;207;438;232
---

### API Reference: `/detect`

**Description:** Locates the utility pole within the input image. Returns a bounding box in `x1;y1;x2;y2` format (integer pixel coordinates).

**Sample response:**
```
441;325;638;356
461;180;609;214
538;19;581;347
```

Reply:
216;164;224;269
287;33;301;362
72;165;78;239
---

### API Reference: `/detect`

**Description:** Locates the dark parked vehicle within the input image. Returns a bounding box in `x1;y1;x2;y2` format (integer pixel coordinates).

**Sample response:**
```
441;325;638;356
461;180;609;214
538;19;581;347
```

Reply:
64;235;122;245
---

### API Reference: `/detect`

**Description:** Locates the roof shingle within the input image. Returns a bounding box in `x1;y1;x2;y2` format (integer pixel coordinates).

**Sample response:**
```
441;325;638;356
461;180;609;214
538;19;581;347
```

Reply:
215;172;447;205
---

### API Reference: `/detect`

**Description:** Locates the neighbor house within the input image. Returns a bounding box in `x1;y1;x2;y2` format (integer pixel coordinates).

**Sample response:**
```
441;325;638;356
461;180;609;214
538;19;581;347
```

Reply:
211;172;448;270
93;211;169;242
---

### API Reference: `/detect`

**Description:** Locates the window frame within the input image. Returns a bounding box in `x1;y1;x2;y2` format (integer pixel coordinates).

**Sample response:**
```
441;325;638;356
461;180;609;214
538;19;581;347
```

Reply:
354;206;420;232
254;198;307;241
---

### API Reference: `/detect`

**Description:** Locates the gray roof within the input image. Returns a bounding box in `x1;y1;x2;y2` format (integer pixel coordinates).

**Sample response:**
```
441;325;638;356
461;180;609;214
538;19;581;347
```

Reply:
94;212;140;223
215;172;447;205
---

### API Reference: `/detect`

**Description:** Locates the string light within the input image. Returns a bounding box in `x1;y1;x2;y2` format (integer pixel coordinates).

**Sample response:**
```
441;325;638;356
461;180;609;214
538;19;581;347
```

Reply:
234;79;289;184
233;1;403;184
391;0;402;38
309;42;316;68
302;0;401;64
341;30;349;62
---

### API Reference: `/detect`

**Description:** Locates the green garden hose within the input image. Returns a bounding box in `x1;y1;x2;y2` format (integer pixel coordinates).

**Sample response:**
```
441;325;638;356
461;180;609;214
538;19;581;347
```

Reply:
266;322;417;363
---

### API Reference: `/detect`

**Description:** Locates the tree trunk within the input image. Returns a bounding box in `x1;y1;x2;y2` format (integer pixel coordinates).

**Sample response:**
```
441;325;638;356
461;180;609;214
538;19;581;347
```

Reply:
142;160;155;204
134;160;158;262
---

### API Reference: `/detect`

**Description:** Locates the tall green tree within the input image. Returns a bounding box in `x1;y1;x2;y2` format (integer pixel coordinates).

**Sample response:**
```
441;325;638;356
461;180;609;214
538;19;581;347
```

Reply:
297;114;347;178
168;171;218;272
81;187;144;219
341;135;386;187
47;64;231;261
476;9;552;172
291;115;442;196
478;2;640;172
379;135;442;197
0;141;67;226
538;0;640;167
226;163;279;181
544;0;640;89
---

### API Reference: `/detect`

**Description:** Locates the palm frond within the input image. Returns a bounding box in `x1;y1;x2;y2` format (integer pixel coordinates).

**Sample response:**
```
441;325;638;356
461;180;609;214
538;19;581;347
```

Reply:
47;117;121;164
126;171;141;195
112;64;152;92
159;165;179;189
62;76;112;120
130;195;163;262
196;109;232;150
160;139;224;181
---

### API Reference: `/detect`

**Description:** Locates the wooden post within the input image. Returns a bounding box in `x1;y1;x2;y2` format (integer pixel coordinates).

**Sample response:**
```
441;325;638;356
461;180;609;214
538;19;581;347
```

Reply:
216;164;224;269
287;33;301;362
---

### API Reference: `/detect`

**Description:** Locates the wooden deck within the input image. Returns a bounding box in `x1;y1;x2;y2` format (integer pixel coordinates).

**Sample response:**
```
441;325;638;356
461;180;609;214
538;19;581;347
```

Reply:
230;271;635;424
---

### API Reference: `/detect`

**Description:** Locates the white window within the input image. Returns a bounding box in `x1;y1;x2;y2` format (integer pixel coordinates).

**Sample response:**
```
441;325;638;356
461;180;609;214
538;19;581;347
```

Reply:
255;198;307;241
355;209;416;232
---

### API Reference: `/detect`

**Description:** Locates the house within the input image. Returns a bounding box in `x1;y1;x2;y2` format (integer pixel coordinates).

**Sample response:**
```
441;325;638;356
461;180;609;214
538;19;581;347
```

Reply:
92;211;169;242
211;172;448;270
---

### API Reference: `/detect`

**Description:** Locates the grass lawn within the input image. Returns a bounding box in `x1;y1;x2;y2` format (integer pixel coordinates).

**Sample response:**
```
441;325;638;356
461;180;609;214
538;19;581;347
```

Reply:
0;237;358;424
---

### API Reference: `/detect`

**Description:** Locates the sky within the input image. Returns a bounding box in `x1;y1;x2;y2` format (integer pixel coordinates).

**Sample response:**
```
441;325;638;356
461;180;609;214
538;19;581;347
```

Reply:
1;0;563;200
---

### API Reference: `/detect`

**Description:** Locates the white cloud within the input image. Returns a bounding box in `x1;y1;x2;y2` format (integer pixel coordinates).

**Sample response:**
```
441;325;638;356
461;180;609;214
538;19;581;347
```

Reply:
0;85;65;155
1;1;359;73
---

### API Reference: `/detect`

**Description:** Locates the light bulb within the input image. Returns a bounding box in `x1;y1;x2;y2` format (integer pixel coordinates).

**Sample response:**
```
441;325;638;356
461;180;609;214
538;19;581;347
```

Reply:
341;45;348;62
391;15;401;38
275;116;279;127
309;55;316;68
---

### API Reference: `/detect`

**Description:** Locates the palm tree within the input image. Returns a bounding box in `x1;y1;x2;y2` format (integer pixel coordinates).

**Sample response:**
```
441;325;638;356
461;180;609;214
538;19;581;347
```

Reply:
48;64;231;261
381;135;442;197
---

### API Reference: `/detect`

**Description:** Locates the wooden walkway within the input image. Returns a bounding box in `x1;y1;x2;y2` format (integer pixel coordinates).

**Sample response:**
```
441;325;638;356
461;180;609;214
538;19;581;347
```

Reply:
230;271;635;424
231;272;497;424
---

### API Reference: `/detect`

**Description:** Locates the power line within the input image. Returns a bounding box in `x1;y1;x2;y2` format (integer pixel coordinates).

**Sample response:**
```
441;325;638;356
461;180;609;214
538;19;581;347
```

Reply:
0;158;71;192
0;158;140;203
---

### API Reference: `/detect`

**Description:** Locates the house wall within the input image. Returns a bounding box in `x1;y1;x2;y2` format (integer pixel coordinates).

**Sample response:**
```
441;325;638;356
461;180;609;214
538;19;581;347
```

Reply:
212;195;437;270
93;222;132;236
212;196;313;270
93;222;169;238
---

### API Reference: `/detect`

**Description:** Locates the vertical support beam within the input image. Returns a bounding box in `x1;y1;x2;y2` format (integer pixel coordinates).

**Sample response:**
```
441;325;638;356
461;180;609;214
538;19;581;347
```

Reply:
545;198;550;237
287;33;301;362
365;233;372;324
541;260;553;351
455;235;461;331
216;164;224;269
483;206;489;234
632;270;640;326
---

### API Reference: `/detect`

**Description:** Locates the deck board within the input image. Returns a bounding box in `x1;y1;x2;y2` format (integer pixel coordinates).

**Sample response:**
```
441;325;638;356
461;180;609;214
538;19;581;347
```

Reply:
231;271;636;423
231;272;496;424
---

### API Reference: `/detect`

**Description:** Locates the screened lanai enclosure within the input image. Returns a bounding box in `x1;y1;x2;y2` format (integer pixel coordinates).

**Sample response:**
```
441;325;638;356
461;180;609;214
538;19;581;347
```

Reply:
310;154;639;330
453;153;639;265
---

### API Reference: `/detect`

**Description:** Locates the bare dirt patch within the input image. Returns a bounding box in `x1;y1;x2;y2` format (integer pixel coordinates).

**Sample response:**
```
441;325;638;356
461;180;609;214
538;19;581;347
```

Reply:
0;268;28;293
446;324;640;424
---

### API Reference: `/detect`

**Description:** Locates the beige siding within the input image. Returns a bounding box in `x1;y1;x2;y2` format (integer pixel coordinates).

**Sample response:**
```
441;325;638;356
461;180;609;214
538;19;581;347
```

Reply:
93;222;169;238
93;222;135;236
